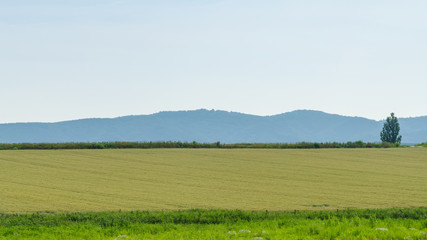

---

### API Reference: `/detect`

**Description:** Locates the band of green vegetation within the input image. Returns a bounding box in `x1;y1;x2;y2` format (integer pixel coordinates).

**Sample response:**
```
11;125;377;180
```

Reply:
1;209;426;239
0;141;404;150
1;208;426;227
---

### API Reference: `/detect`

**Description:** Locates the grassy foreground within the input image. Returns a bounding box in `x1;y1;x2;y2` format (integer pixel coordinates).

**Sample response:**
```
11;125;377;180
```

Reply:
1;209;426;239
1;148;426;213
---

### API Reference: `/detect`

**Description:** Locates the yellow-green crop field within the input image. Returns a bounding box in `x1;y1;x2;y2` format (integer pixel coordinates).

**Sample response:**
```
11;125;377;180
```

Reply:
0;148;426;213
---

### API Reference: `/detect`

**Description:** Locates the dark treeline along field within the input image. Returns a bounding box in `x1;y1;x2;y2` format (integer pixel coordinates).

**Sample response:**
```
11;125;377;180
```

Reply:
1;208;426;227
0;141;406;150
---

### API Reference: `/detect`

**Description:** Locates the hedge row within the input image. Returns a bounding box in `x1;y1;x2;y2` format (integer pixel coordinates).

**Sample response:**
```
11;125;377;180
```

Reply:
0;141;400;150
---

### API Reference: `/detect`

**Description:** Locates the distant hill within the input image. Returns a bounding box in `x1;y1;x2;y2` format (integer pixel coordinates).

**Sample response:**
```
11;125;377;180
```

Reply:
0;109;426;144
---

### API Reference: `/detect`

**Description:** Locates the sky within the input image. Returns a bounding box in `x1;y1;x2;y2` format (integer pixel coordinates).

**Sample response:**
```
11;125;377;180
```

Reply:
1;0;426;123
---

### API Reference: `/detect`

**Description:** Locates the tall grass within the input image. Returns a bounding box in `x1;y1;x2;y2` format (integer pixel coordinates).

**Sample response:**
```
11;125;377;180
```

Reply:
1;208;426;227
1;209;426;239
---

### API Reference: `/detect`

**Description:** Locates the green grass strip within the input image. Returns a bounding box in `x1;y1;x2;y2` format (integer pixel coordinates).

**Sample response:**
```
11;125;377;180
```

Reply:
1;208;426;227
1;209;427;239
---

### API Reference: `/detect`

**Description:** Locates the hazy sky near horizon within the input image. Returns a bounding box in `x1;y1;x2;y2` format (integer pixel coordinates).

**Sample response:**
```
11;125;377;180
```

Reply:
1;0;426;123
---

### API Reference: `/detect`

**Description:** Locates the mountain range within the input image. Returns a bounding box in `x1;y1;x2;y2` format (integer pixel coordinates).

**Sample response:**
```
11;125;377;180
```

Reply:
0;109;426;144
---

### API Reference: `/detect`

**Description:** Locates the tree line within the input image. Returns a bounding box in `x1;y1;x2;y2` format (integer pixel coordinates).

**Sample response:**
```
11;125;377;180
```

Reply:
0;141;401;150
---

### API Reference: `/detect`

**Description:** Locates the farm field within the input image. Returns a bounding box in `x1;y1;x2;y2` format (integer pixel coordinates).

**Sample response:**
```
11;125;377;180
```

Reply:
1;148;427;239
0;148;426;213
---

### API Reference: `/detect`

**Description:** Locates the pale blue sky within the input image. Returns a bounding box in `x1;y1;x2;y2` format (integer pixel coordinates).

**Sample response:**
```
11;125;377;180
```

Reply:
1;0;426;123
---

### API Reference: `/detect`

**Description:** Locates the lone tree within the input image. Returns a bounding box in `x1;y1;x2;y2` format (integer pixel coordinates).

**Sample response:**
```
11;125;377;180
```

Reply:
380;113;402;144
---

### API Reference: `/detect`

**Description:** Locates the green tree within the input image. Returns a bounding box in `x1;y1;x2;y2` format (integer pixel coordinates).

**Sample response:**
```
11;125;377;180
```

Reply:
380;113;402;144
